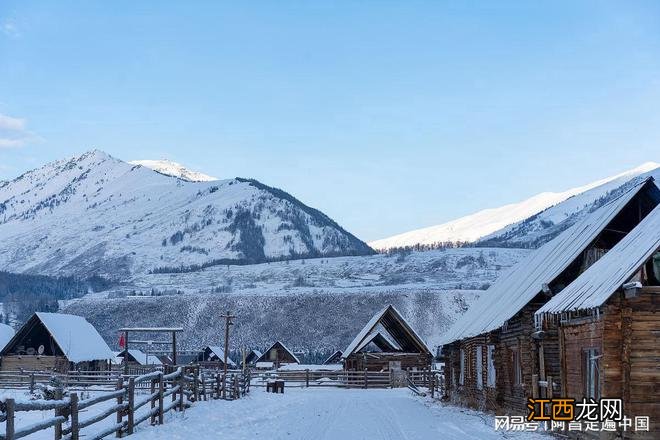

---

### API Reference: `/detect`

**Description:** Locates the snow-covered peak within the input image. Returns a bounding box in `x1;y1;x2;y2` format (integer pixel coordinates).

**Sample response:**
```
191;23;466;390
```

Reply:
370;162;660;250
129;159;217;182
0;150;372;278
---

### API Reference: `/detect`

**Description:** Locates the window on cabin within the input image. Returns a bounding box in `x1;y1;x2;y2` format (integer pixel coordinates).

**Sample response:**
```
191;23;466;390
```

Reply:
650;252;660;285
583;348;600;399
512;348;522;386
487;345;496;387
459;349;465;385
476;346;483;390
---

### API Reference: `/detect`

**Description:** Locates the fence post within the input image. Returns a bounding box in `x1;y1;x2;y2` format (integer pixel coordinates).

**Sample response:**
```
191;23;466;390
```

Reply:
54;388;63;440
532;374;539;399
150;377;156;425
116;377;124;438
222;373;226;400
215;374;221;400
158;372;164;424
547;376;553;399
70;392;79;440
178;371;185;411
201;373;206;401
364;368;368;389
5;398;15;440
127;377;135;434
430;374;435;399
193;368;199;402
29;372;35;393
305;369;310;388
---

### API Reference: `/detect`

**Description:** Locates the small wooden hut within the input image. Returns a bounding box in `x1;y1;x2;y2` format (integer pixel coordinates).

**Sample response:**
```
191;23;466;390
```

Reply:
441;178;660;415
342;305;432;372
255;341;300;369
117;349;163;366
323;350;343;365
536;204;660;439
195;346;236;369
0;312;114;372
243;349;262;368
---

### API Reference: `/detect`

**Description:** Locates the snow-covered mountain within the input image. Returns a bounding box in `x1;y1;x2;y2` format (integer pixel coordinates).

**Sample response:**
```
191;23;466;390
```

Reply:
0;150;373;278
370;162;660;250
128;159;218;182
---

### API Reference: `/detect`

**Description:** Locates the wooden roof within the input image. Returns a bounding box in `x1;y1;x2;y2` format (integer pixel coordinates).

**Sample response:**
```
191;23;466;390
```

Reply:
536;204;660;319
342;305;432;359
440;178;660;345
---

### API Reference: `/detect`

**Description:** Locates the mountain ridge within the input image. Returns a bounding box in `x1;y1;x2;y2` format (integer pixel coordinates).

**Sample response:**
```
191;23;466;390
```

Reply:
0;150;373;279
370;162;660;250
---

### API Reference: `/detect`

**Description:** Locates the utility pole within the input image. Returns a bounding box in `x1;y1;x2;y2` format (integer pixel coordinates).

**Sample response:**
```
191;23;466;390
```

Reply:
220;311;235;398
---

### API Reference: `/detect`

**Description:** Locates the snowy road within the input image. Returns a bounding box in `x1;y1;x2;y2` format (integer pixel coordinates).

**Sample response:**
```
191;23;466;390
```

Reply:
129;388;547;440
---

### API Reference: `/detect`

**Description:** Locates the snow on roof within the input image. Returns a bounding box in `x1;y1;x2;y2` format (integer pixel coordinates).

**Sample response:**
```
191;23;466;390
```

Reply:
439;179;653;346
36;312;114;363
248;349;263;359
355;329;402;353
122;348;162;365
322;350;342;365
258;341;301;364
536;204;660;319
206;346;236;366
342;305;432;358
278;363;343;371
0;324;14;351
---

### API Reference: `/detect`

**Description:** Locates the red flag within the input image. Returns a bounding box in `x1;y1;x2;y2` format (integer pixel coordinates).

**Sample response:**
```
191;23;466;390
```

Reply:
118;333;125;349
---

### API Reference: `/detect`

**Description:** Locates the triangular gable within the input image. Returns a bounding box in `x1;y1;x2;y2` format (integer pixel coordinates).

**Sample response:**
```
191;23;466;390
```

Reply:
205;346;236;366
440;178;660;345
323;350;343;365
342;305;432;359
536;204;660;319
1;313;113;363
245;349;262;363
355;329;402;353
256;341;301;364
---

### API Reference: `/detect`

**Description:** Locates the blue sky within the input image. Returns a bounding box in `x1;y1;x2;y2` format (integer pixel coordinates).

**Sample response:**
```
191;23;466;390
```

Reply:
1;1;659;241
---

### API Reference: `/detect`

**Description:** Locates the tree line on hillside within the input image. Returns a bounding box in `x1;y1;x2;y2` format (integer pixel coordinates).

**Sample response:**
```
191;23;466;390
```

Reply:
0;272;113;325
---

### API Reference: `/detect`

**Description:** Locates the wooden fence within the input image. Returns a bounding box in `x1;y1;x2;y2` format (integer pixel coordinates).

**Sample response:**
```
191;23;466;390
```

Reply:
0;367;250;440
251;369;440;390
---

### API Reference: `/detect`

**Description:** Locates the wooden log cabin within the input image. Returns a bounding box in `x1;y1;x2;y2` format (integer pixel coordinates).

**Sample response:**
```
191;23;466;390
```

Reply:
117;348;163;366
195;345;237;369
254;341;300;369
440;177;660;415
0;312;114;372
242;349;262;368
342;305;432;372
323;350;343;365
536;204;660;439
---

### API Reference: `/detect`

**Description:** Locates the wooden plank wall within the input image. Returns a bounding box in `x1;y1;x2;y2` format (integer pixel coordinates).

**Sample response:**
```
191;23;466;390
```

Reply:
559;289;658;439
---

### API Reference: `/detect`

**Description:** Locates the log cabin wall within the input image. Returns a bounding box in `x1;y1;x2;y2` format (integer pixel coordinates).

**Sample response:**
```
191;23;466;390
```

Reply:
497;296;556;415
1;355;59;371
444;334;500;412
624;289;659;438
558;288;659;439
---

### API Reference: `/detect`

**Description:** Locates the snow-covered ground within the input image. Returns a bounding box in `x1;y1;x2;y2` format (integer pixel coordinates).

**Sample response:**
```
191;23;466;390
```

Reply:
128;388;547;440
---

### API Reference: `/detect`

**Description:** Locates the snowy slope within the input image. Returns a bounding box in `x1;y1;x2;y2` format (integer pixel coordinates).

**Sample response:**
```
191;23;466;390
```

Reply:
128;159;218;182
61;247;529;351
0;150;372;278
370;162;659;250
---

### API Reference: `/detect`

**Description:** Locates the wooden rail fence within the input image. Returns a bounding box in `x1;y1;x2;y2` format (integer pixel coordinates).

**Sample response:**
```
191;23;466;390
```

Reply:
0;367;251;440
251;369;440;390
